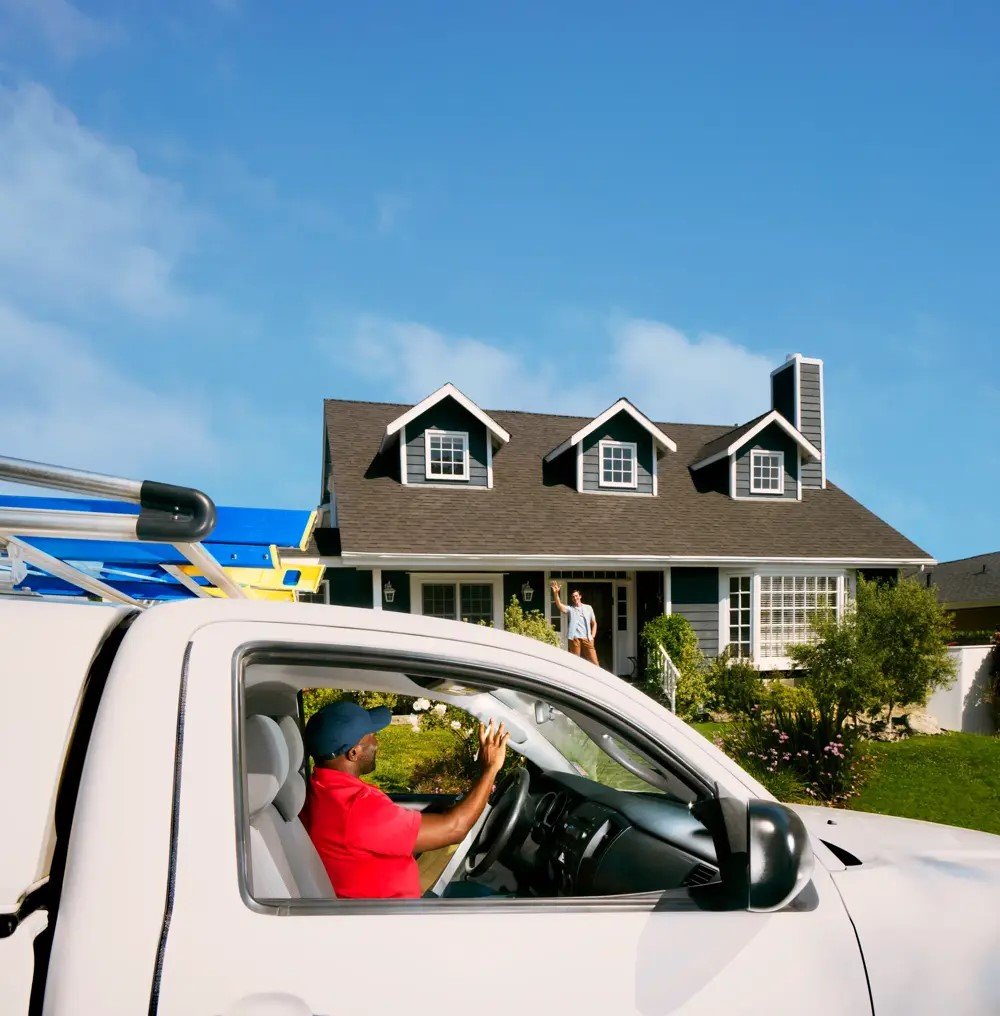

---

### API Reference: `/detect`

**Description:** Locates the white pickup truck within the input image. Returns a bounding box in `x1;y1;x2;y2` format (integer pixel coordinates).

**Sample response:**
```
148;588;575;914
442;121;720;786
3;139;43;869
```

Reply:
1;460;998;1015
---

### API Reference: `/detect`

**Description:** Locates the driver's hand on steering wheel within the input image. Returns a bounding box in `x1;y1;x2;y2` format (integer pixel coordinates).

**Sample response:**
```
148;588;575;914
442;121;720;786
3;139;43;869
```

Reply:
479;720;509;778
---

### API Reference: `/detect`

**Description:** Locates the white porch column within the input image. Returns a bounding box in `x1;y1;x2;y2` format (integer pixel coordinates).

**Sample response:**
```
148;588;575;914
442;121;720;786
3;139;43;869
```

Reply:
372;567;382;610
663;567;672;615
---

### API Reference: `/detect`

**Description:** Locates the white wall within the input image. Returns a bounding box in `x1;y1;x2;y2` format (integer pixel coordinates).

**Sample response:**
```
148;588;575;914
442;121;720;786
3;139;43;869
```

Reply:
926;646;996;734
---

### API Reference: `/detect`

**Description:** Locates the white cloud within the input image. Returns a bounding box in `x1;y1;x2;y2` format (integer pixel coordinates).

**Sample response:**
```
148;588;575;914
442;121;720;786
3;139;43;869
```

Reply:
607;317;775;423
0;0;119;62
0;82;194;318
328;314;775;423
0;300;217;481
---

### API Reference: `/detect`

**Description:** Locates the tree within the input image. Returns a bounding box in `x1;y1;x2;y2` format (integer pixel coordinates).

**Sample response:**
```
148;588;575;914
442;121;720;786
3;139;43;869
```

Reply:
788;605;879;732
854;576;955;725
789;576;955;730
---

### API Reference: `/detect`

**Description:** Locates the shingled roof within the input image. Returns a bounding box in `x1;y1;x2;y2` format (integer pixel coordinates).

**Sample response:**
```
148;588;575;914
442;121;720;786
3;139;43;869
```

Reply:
920;552;1000;605
323;399;932;563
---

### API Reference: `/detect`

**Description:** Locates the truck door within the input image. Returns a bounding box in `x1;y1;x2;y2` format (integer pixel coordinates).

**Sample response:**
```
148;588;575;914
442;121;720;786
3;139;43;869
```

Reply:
153;619;872;1016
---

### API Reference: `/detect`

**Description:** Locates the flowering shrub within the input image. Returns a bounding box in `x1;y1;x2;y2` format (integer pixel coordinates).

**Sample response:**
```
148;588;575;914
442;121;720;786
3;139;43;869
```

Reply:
721;691;871;804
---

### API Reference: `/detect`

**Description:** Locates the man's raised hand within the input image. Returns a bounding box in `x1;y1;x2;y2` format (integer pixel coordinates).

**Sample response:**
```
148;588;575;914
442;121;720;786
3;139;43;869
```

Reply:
478;719;509;775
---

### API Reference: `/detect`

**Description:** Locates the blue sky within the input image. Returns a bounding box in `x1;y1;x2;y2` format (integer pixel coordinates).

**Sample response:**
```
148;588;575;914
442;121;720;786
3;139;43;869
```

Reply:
0;1;997;560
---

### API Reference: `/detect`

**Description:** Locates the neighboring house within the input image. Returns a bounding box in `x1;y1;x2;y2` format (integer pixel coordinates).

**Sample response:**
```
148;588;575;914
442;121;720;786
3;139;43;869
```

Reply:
307;354;933;675
916;552;1000;633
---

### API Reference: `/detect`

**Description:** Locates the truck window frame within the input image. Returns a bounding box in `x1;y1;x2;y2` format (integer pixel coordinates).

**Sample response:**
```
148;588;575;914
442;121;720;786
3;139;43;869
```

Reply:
231;641;723;917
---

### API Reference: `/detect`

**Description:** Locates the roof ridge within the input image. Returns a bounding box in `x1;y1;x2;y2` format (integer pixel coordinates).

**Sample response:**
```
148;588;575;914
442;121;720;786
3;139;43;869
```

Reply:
325;396;735;430
932;550;1000;567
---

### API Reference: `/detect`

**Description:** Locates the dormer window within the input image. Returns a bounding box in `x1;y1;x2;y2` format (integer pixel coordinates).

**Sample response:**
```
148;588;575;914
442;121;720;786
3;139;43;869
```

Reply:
750;450;784;495
599;439;638;489
425;429;469;481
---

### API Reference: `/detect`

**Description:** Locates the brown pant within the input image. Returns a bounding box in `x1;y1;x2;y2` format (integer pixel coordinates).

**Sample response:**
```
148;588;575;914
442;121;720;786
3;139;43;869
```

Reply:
568;637;599;665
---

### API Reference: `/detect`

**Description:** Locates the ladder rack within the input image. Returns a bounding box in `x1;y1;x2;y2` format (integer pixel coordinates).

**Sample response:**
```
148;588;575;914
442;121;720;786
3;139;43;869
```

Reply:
0;455;274;606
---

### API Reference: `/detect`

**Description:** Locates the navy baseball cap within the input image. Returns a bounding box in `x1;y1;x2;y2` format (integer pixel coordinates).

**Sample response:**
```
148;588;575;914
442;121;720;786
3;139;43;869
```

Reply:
304;700;392;759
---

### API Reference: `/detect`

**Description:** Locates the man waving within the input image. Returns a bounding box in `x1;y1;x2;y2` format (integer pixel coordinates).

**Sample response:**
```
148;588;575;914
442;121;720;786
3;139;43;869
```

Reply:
550;581;599;665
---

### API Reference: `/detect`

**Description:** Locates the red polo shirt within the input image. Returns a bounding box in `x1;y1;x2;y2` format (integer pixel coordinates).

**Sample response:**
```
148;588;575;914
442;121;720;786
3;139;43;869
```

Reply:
302;768;422;899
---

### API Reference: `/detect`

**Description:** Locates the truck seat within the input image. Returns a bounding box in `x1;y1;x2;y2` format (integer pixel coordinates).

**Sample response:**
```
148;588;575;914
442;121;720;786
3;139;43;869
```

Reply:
273;716;335;899
245;714;297;898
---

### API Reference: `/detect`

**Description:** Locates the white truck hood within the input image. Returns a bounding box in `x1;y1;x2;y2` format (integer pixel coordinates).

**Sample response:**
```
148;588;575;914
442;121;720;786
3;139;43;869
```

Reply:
792;805;1000;1014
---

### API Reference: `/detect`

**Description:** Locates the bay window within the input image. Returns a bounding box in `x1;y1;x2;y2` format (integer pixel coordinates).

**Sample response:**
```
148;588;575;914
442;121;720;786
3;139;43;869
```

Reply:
722;571;845;667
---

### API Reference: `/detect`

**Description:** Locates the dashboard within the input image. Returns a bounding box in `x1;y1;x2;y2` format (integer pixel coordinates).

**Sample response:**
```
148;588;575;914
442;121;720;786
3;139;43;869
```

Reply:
503;769;720;897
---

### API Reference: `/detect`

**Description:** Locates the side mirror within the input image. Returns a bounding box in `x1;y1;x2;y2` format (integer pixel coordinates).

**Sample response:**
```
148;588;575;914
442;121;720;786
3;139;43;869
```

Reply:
747;800;813;912
693;794;813;912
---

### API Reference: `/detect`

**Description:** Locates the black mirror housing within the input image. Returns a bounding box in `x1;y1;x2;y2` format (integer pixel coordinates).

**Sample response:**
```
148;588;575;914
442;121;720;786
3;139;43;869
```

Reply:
747;799;813;912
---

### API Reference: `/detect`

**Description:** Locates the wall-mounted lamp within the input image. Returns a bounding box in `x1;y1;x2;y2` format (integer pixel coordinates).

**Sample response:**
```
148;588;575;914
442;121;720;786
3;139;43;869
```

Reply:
383;580;396;604
521;581;534;603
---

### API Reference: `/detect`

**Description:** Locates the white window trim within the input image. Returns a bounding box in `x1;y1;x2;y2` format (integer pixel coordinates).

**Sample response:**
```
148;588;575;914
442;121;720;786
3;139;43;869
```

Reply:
424;429;470;482
598;439;638;490
718;567;848;671
409;573;504;628
749;449;785;495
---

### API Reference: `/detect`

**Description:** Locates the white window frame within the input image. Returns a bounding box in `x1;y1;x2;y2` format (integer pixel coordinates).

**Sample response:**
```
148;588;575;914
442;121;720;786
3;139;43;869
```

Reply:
409;573;503;628
598;439;638;490
424;429;470;482
749;449;784;495
718;567;847;671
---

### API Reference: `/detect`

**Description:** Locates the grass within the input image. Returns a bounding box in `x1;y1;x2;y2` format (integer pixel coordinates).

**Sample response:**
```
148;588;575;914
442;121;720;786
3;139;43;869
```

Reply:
849;732;1000;835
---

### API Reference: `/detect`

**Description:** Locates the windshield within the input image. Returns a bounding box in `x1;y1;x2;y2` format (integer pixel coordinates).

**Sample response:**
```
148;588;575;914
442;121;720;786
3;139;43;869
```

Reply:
496;690;668;794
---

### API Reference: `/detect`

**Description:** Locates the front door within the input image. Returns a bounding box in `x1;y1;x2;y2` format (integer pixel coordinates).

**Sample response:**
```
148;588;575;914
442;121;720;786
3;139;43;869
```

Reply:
583;581;613;669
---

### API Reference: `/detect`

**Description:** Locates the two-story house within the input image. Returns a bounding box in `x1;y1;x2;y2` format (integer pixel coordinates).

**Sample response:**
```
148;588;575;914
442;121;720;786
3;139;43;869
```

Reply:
307;354;933;675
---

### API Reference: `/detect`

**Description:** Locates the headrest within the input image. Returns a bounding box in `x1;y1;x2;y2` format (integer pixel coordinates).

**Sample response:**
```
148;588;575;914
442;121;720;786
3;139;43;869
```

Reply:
277;716;305;772
273;716;306;821
246;715;289;817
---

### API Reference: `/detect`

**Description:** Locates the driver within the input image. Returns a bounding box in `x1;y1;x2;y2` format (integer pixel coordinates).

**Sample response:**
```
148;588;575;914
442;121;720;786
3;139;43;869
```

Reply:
301;700;509;899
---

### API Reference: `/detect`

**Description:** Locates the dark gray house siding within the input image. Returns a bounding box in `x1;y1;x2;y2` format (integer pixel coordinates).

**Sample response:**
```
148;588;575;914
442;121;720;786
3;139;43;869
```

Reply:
328;567;373;608
580;413;655;494
671;567;719;656
771;363;796;427
403;397;489;487
799;361;823;489
734;424;800;499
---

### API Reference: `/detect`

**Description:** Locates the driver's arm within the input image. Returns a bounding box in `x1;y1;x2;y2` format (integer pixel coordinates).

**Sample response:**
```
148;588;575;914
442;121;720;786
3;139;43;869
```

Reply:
413;721;509;853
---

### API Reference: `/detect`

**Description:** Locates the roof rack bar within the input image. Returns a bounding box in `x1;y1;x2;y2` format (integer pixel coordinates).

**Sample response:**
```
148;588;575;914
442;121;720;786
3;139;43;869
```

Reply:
175;542;247;599
0;534;142;607
0;455;142;502
161;563;213;599
0;510;140;542
0;456;216;543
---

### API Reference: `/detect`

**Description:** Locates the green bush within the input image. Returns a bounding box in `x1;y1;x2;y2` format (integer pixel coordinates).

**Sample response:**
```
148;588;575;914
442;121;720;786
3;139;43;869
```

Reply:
301;686;400;724
501;595;560;646
704;650;765;716
948;629;999;646
639;614;709;720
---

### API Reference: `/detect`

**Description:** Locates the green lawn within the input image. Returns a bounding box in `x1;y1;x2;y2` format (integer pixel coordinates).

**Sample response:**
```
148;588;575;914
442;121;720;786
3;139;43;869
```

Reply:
697;722;999;835
849;732;1000;835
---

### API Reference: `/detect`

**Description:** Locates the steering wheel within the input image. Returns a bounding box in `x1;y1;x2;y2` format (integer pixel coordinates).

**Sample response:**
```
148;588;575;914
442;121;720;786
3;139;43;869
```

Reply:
464;767;530;878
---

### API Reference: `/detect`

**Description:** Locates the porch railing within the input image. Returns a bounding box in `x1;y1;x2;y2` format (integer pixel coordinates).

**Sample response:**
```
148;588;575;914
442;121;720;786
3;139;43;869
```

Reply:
654;643;680;714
